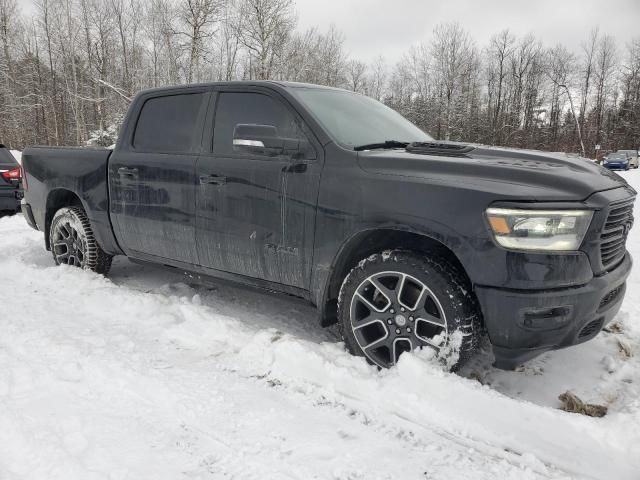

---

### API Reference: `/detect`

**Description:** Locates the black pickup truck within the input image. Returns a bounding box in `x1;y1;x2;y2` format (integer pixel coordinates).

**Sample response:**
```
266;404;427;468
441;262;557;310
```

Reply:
21;81;635;370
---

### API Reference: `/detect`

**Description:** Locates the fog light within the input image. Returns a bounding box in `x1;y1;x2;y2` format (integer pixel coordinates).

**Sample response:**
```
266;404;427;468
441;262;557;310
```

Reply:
520;306;572;330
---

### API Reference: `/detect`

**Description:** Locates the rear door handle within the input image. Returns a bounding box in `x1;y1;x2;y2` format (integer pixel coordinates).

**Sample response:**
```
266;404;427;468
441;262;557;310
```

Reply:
200;174;227;185
117;167;138;177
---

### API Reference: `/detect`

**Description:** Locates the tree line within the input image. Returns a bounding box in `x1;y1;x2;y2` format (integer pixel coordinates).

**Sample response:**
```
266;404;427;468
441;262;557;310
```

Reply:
1;0;639;156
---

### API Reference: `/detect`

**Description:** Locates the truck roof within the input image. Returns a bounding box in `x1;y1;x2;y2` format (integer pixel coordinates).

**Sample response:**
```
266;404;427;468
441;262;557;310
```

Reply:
137;80;345;97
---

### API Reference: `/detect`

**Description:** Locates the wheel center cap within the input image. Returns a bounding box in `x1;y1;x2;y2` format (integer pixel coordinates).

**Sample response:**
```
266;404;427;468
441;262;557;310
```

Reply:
394;314;407;327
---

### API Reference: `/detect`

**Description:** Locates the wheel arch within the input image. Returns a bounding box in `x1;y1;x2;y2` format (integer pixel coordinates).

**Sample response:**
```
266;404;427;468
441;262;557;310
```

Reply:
44;189;84;250
319;227;472;327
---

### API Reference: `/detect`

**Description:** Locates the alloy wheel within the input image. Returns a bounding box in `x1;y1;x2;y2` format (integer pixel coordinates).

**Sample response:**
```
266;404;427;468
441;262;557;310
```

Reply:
349;270;448;368
51;220;86;267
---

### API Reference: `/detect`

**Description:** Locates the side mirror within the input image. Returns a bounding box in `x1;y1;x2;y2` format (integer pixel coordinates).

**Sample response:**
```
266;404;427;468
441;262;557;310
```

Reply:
233;124;277;148
232;124;313;159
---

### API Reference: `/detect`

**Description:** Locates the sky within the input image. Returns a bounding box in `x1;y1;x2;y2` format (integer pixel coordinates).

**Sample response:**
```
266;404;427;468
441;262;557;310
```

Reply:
295;0;640;62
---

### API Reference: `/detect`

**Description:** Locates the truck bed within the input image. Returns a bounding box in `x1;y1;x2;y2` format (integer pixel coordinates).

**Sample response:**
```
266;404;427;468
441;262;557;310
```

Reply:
21;146;118;252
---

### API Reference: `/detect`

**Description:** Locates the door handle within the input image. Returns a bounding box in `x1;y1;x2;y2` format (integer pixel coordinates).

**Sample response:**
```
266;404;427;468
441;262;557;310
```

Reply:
200;174;227;185
118;167;138;177
283;162;308;174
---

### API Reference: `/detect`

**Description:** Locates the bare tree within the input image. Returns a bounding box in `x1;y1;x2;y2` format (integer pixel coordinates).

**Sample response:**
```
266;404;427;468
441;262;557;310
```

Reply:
546;45;575;148
216;0;243;80
509;34;542;130
431;22;475;140
177;0;220;83
578;28;598;148
486;29;516;143
618;39;640;149
593;35;616;150
367;55;386;100
110;0;132;92
144;0;166;87
0;0;20;143
346;59;367;92
239;0;295;79
280;25;345;86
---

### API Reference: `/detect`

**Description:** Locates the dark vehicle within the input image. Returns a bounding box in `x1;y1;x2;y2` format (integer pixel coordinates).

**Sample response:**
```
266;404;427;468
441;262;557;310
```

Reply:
617;150;639;169
0;144;22;215
21;81;636;370
604;152;631;171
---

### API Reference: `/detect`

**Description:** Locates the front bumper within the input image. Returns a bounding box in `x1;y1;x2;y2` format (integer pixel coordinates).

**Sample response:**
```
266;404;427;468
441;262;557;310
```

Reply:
475;252;632;369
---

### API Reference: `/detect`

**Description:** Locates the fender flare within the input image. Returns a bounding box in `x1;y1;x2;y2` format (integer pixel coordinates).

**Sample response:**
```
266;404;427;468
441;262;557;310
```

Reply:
314;222;475;326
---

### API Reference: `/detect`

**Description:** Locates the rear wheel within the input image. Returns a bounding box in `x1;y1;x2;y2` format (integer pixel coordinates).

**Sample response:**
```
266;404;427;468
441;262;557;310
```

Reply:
338;250;481;370
49;206;113;274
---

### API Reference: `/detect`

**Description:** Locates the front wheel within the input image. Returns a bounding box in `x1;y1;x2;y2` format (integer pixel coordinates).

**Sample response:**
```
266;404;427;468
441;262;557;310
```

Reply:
49;206;113;274
338;250;481;370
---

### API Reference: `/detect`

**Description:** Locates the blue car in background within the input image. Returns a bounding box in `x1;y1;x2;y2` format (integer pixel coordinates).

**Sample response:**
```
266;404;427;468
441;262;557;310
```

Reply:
603;152;631;170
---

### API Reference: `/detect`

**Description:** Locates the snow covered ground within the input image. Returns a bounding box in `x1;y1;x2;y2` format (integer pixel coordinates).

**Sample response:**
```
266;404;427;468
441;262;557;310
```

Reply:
1;172;639;480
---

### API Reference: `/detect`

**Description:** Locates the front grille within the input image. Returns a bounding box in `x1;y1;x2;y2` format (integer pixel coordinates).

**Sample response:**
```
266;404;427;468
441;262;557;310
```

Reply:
600;198;635;269
578;318;603;339
598;284;624;310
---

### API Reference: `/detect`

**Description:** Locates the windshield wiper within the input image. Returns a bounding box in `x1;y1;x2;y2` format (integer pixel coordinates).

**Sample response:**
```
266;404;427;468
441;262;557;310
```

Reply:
354;140;410;151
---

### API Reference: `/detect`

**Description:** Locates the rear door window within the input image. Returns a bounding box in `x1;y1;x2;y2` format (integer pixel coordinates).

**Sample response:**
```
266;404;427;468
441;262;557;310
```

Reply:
133;93;206;153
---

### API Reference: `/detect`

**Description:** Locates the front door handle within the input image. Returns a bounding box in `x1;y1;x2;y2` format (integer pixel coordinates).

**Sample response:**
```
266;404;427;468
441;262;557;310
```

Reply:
200;174;227;185
117;167;138;177
283;162;308;174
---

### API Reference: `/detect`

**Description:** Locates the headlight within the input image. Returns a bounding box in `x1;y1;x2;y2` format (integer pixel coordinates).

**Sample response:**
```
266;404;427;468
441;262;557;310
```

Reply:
486;208;593;251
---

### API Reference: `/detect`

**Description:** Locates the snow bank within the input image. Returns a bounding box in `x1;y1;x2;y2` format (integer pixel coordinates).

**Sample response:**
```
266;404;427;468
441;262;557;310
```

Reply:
1;171;639;479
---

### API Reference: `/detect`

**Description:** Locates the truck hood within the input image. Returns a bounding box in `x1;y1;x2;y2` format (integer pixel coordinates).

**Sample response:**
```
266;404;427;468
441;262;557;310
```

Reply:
357;145;633;201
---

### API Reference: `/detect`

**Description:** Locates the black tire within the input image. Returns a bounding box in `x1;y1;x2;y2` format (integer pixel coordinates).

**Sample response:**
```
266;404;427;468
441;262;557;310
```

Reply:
49;206;113;275
338;250;481;370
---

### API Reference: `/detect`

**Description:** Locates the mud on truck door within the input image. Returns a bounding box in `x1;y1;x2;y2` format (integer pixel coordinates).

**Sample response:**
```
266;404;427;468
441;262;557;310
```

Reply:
195;88;322;288
109;90;209;264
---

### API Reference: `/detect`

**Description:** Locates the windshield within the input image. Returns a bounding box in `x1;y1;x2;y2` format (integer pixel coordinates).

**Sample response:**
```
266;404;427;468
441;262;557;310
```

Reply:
291;88;433;149
608;153;627;160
